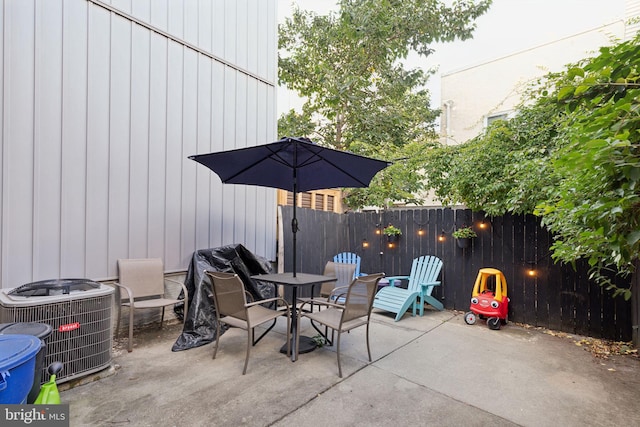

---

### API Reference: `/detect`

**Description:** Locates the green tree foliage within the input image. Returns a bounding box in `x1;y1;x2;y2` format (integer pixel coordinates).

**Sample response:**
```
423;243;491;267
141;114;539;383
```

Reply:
278;0;492;209
424;95;565;216
424;36;640;300
536;38;640;299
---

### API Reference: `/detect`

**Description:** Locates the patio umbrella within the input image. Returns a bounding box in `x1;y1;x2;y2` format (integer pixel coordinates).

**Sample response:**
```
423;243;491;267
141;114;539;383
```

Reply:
189;136;391;276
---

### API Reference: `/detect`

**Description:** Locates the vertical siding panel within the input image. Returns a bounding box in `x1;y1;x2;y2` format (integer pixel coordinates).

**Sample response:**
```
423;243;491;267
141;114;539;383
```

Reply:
212;0;225;58
129;24;151;257
265;0;276;83
86;5;111;278
59;0;88;277
131;0;150;22
255;82;274;257
233;74;248;244
236;0;248;70
111;0;132;14
209;61;225;248
256;0;267;79
147;34;168;260
167;0;184;40
61;0;88;277
224;0;236;63
108;14;132;267
183;0;198;46
164;42;183;270
180;49;198;265
246;0;258;74
244;79;258;252
198;0;212;53
221;69;236;244
33;1;63;280
264;81;277;257
2;1;35;286
148;0;169;264
195;55;212;251
149;0;168;32
0;1;4;284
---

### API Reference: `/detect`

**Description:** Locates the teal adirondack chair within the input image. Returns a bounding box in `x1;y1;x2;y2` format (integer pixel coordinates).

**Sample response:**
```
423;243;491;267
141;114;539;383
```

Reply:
372;255;443;321
333;252;363;278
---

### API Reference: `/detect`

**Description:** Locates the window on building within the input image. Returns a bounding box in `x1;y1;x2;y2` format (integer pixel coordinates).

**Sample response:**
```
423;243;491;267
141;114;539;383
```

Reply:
486;113;508;126
286;191;294;206
485;111;513;128
327;195;335;212
314;193;324;210
300;192;312;208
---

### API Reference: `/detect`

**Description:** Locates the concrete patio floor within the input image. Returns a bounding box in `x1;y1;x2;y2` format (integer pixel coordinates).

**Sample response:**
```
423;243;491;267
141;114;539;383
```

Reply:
60;309;640;426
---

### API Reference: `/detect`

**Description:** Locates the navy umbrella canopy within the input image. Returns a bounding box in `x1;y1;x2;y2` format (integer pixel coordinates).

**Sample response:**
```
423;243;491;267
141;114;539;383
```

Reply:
189;136;391;276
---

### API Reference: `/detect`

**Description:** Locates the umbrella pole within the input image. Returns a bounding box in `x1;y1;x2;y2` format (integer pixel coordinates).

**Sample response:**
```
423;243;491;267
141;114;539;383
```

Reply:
292;199;297;277
292;142;298;277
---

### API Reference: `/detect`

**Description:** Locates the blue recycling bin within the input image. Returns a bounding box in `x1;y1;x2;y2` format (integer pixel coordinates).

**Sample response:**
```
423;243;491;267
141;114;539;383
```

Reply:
0;322;53;403
0;334;41;404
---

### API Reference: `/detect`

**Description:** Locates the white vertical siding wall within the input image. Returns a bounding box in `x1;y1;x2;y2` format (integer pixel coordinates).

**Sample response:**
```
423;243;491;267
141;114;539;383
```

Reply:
626;0;640;38
0;0;277;287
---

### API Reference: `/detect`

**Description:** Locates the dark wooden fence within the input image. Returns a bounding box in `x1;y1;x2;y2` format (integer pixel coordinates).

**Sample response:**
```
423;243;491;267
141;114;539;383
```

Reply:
281;206;632;341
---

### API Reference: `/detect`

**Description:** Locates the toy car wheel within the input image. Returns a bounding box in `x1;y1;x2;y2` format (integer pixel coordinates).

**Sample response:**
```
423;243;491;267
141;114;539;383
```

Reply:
501;314;509;325
464;311;477;325
487;317;501;330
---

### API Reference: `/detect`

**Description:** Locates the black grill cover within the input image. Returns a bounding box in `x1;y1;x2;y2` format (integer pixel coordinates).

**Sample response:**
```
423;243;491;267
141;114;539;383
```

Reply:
171;244;274;351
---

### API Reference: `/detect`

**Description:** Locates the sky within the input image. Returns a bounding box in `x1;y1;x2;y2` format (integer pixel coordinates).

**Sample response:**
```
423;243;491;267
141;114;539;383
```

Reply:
277;0;627;114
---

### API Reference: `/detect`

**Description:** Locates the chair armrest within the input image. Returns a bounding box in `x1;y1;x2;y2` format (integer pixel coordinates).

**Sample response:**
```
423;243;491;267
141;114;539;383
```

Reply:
246;297;290;312
328;285;349;302
244;291;255;303
419;281;441;288
164;277;189;302
419;281;441;297
385;275;409;286
298;298;344;312
110;282;134;305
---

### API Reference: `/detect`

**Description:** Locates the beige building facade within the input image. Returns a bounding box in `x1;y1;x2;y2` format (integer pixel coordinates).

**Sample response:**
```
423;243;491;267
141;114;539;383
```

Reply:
440;20;628;145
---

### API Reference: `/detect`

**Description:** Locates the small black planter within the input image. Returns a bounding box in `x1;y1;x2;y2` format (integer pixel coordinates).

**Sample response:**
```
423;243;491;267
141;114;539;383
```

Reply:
386;234;400;243
456;238;471;249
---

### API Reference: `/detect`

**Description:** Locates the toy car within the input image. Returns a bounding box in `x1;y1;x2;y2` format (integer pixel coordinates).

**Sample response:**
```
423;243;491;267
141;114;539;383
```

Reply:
464;268;509;330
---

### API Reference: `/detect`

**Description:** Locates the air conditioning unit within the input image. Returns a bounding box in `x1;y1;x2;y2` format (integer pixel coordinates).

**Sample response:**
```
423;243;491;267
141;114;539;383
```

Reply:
0;280;114;384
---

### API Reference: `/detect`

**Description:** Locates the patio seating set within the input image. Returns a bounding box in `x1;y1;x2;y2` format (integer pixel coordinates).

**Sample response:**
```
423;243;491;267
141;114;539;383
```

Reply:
112;252;444;378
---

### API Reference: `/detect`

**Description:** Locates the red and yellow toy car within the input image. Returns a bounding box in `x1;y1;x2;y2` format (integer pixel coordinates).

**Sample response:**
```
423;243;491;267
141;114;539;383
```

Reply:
464;268;509;330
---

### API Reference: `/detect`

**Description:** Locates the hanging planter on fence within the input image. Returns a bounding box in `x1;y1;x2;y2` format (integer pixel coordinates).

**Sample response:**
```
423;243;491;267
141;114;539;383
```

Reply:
383;224;402;243
456;237;471;248
452;225;477;249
